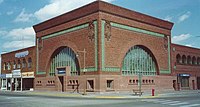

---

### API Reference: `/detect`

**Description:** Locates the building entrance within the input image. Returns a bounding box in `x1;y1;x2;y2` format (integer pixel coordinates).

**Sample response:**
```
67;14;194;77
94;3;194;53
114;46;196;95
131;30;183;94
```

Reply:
197;77;200;90
180;77;189;87
58;76;64;92
22;78;34;90
87;80;94;91
177;74;190;90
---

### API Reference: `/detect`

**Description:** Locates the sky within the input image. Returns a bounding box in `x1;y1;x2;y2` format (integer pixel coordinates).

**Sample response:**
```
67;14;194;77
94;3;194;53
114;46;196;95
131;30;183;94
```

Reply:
0;0;200;54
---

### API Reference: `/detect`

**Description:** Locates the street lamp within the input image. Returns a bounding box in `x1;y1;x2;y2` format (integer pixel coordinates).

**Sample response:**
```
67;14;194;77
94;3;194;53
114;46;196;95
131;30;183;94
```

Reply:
77;48;87;95
138;71;142;96
77;48;86;72
136;57;142;96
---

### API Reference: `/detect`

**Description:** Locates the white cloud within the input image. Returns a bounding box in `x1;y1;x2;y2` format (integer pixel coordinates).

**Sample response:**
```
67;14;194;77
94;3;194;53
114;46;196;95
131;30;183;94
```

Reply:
14;9;33;22
0;30;7;36
172;33;191;43
178;11;191;23
164;16;173;21
2;40;35;49
2;27;35;50
34;0;115;21
2;0;116;51
7;27;35;40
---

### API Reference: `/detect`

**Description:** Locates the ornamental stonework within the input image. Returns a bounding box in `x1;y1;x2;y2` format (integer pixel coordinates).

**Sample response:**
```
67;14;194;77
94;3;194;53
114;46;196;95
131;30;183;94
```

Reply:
105;20;111;41
38;37;43;50
163;35;168;50
88;21;95;42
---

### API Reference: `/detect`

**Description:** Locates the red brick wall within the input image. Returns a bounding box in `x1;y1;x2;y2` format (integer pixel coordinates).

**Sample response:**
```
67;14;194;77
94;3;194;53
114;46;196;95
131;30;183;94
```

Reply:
37;13;99;76
171;44;200;76
99;12;171;74
33;1;176;92
1;46;36;74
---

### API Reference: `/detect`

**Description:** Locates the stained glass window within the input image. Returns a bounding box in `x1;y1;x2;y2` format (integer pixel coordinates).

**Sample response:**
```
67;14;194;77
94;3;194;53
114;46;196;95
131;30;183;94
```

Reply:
122;46;157;76
49;47;79;76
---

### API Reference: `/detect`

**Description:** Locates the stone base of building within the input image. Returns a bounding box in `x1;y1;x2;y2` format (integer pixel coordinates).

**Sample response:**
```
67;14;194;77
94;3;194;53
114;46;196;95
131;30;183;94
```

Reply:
33;75;198;93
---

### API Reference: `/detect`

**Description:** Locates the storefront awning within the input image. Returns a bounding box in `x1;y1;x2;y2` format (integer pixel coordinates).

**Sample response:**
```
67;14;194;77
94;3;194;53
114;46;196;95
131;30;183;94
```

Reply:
22;72;34;78
6;74;12;78
12;69;21;78
0;74;6;79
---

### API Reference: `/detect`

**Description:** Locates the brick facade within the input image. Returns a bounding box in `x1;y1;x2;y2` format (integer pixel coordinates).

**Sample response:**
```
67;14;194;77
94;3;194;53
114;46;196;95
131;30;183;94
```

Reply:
1;46;36;91
1;1;200;92
171;44;200;90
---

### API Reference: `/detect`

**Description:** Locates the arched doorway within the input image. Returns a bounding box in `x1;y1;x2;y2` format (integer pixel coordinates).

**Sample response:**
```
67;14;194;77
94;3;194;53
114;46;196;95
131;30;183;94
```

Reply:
49;47;80;76
121;45;158;76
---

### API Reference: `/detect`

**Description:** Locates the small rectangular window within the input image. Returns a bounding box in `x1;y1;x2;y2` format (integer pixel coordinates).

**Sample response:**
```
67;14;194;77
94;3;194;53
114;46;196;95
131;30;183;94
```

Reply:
17;64;21;69
107;80;114;89
13;64;16;69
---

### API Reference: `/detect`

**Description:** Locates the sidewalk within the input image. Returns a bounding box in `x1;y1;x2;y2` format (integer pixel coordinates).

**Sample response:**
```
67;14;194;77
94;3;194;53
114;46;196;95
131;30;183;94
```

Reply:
0;90;199;99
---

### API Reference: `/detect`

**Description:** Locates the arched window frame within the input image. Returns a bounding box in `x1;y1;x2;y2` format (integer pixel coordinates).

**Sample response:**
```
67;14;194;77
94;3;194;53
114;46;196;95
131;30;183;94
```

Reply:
17;59;21;69
192;56;196;65
182;55;187;64
7;61;11;70
122;46;157;76
197;57;200;65
176;54;181;64
13;60;16;69
187;56;192;65
22;58;26;68
49;47;80;76
3;62;7;70
28;57;32;68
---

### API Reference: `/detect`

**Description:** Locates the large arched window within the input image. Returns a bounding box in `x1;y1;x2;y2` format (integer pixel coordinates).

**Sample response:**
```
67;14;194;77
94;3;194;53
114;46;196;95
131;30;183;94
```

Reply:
176;54;181;64
182;55;187;64
187;56;192;65
192;56;196;65
49;47;80;76
122;46;157;76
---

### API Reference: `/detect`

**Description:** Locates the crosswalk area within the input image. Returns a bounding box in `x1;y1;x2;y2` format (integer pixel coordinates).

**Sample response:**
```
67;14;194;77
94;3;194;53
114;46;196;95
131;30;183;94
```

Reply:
142;99;200;107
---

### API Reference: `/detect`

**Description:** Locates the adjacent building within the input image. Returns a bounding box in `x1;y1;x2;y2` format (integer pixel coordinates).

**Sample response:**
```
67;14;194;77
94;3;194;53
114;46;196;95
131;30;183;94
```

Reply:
1;46;36;91
1;1;200;92
171;44;200;90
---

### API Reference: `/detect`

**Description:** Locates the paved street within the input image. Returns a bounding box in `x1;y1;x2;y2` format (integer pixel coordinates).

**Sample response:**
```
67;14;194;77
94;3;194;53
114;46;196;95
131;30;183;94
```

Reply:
0;91;200;107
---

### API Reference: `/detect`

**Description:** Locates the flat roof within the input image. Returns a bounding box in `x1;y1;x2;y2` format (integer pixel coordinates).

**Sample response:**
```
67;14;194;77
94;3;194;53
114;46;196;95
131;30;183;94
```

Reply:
33;0;173;33
1;46;36;56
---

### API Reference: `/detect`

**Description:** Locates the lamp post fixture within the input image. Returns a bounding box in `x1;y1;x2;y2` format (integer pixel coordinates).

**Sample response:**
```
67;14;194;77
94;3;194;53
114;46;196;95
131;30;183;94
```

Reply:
77;48;86;72
77;48;87;95
138;71;142;96
137;57;142;96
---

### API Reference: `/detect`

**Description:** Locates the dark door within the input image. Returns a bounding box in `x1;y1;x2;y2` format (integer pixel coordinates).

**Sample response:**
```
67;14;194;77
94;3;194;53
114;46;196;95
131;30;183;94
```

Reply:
181;77;189;87
22;78;34;90
58;76;64;92
197;77;200;90
192;80;195;90
87;80;94;91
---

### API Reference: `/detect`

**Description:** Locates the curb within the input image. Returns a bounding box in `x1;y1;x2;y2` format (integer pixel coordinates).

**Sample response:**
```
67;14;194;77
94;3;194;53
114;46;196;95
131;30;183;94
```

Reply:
1;90;199;99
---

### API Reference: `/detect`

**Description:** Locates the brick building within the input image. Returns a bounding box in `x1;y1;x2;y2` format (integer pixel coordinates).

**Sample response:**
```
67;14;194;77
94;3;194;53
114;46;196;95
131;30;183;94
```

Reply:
1;46;36;91
1;1;200;92
171;44;200;90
